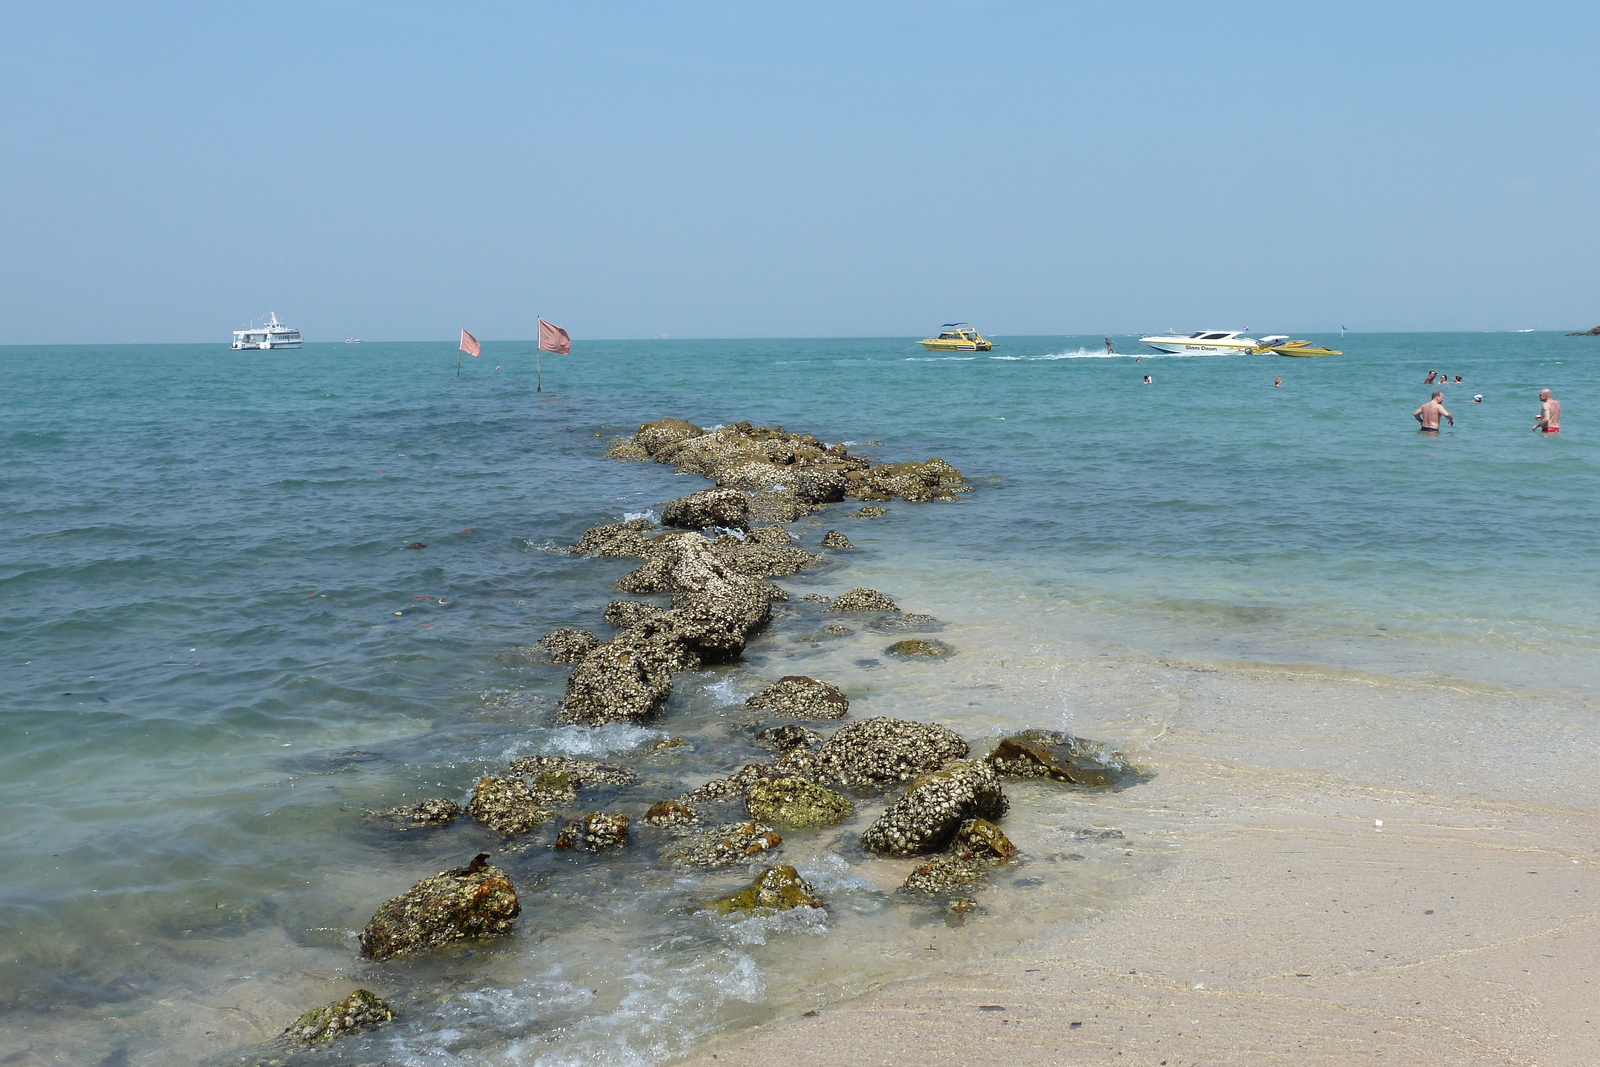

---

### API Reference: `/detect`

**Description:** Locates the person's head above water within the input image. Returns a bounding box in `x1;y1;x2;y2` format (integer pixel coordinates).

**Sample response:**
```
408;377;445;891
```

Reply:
1473;394;1484;403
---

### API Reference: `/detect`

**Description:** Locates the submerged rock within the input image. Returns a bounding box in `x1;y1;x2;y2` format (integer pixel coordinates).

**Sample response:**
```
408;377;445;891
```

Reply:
603;438;650;461
745;675;850;720
832;587;898;612
702;865;822;916
358;854;520;960
985;729;1132;789
281;989;394;1045
554;812;631;851
643;799;700;828
850;506;888;518
872;612;944;633
663;820;783;869
785;716;969;790
745;776;853;829
468;775;560;836
540;628;600;664
861;761;1008;856
507;755;638;788
755;724;823;754
682;762;786;804
370;798;462;829
662;485;751;530
884;638;955;658
848;458;970;503
820;529;853;549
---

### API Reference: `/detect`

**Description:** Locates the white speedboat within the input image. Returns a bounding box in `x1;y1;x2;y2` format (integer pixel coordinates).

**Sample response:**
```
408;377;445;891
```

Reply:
231;312;302;350
1139;329;1259;355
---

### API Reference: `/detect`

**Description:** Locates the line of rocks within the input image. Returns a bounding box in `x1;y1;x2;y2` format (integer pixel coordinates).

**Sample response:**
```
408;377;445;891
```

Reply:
282;418;1138;1050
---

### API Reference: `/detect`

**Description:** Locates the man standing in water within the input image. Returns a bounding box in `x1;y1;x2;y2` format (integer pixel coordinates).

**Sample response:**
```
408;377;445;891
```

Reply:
1414;391;1453;432
1534;388;1561;434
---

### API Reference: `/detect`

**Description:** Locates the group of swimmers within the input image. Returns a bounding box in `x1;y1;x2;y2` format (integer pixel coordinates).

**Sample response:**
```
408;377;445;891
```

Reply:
1423;370;1462;385
1414;386;1562;435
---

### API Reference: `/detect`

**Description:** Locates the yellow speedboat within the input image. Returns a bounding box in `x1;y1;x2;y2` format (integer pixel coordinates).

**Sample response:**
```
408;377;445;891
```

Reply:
919;323;994;351
1250;337;1342;357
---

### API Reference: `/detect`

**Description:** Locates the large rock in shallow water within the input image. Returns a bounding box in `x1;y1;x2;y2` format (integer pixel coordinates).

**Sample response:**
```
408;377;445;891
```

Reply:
540;628;599;664
663;820;783;869
359;854;520;960
633;417;706;458
985;729;1132;788
662;485;750;529
282;988;393;1045
745;675;849;720
832;587;898;612
861;761;1008;856
702;865;822;916
785;716;969;790
555;641;676;726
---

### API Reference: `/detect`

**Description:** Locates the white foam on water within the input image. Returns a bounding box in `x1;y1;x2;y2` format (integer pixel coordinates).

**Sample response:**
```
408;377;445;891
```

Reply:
503;723;668;761
702;676;749;707
905;355;977;361
621;510;658;524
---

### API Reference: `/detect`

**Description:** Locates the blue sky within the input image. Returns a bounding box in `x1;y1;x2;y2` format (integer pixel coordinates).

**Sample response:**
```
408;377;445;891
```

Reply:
2;2;1597;343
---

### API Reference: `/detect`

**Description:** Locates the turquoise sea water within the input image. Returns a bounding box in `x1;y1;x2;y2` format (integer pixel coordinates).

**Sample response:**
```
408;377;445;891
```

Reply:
2;334;1596;1064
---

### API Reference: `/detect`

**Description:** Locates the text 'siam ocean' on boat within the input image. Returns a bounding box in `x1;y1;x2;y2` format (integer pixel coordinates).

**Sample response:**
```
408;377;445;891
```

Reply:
919;323;994;351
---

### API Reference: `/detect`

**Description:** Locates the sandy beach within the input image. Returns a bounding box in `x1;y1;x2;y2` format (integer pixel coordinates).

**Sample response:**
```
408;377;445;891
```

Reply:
679;646;1600;1067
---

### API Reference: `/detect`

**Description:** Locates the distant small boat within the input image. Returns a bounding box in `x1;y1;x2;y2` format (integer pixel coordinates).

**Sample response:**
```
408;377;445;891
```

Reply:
232;312;302;350
345;338;362;344
1252;336;1342;357
1516;329;1535;333
919;323;994;351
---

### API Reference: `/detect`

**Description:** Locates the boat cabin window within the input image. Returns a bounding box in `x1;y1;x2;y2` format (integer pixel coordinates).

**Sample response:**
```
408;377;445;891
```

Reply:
1200;333;1230;340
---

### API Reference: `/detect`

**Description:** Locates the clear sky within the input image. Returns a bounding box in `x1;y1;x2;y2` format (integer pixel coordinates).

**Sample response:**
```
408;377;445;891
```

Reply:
2;1;1597;343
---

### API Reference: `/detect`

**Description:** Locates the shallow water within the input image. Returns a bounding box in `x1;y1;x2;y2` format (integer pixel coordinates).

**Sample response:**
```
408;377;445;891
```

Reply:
1;334;1595;1064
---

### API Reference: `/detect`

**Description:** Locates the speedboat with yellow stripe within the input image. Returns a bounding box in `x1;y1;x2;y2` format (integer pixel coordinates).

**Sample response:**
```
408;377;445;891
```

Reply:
919;323;995;351
1250;336;1342;357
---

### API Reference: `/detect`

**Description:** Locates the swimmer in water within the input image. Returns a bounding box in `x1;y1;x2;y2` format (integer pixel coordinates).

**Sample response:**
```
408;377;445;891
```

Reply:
1142;375;1153;385
1534;388;1561;434
1273;377;1282;388
1414;391;1453;432
1425;370;1438;384
1454;375;1464;384
1473;394;1484;404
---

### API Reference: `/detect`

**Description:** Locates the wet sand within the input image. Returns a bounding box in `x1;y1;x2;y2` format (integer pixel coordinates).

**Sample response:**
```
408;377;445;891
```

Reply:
678;640;1600;1067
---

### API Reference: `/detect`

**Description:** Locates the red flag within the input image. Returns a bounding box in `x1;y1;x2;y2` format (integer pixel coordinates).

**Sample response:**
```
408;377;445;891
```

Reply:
538;318;571;355
459;329;481;358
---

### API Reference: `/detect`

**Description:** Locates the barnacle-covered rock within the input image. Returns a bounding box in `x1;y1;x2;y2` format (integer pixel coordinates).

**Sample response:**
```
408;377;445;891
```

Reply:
643;799;700;827
604;599;665;629
820;529;853;549
745;777;852;830
282;989;394;1045
555;641;675;726
468;775;559;836
784;717;969;790
662;485;751;530
847;458;969;503
899;818;1018;895
755;724;823;754
632;417;706;459
554;812;631;851
985;729;1132;789
572;520;655;558
507;755;638;788
540;628;600;664
861;761;1008;856
358;854;520;960
832;587;898;613
702;865;822;916
681;762;786;804
745;675;849;720
369;798;462;828
663;820;783;869
710;535;824;578
884;638;955;658
604;438;650;461
851;506;888;518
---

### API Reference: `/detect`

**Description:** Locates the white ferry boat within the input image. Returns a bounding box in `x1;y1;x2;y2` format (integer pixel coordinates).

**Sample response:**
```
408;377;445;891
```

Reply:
1139;329;1259;355
231;312;302;350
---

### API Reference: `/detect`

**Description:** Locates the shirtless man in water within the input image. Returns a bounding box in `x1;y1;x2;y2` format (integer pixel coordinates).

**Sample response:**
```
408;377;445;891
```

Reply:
1534;388;1561;434
1414;391;1453;432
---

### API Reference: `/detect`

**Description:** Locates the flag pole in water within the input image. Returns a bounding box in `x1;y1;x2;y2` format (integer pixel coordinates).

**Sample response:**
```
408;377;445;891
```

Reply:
536;318;571;394
459;329;481;376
